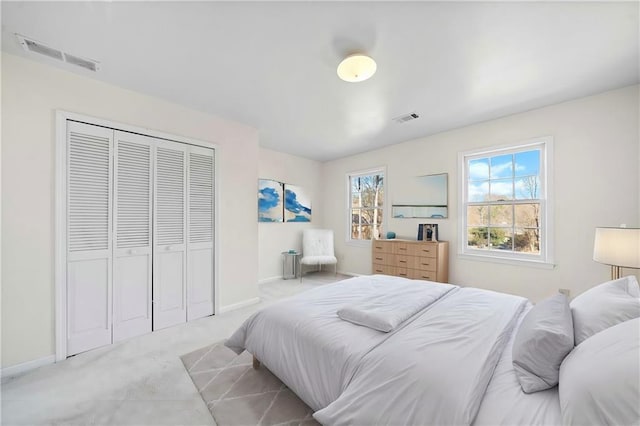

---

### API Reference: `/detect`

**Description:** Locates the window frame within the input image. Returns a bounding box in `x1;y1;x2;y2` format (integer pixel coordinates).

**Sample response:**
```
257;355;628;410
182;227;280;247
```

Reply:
345;166;387;246
458;137;554;268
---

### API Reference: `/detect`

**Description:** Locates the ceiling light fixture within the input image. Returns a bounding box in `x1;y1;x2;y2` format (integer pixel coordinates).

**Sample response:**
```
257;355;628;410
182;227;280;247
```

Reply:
337;54;377;83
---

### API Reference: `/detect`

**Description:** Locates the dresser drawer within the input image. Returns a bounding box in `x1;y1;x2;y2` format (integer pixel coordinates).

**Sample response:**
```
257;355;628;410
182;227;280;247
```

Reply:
372;252;396;266
372;241;390;254
372;264;397;276
413;243;437;258
393;242;411;255
396;267;410;278
396;254;412;269
413;257;437;271
410;269;436;281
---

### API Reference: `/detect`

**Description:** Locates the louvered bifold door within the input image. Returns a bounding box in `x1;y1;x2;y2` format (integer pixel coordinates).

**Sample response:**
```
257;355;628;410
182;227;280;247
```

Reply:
112;131;153;342
66;121;113;356
153;140;188;330
187;146;215;320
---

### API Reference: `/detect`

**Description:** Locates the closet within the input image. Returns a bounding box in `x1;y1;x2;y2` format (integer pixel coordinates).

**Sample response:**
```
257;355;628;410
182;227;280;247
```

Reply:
64;120;215;356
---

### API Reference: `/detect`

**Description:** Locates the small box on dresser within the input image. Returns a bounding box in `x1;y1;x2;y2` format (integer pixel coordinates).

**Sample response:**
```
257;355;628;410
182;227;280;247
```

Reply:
372;239;449;283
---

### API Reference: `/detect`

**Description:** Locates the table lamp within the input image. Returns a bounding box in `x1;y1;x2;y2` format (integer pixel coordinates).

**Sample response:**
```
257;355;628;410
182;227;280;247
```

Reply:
593;227;640;280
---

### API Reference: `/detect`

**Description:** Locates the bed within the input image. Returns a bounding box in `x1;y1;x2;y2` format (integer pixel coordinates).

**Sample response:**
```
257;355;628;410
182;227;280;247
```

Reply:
226;274;640;425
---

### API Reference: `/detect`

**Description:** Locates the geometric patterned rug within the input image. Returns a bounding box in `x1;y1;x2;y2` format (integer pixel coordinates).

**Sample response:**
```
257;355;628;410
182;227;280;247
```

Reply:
180;342;319;426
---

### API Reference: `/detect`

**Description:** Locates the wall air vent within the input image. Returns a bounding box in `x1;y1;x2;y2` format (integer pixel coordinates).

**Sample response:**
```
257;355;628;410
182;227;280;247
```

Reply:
392;112;420;124
16;34;101;72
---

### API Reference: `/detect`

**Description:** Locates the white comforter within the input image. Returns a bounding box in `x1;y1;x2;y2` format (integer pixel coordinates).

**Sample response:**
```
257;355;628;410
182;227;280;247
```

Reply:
226;275;531;425
314;287;527;425
225;275;456;410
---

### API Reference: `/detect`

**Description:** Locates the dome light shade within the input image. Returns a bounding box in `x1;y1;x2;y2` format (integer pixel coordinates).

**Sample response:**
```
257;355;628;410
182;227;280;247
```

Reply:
337;54;377;82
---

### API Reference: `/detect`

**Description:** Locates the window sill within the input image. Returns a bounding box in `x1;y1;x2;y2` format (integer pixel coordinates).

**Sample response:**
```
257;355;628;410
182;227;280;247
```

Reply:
345;239;373;248
457;253;555;269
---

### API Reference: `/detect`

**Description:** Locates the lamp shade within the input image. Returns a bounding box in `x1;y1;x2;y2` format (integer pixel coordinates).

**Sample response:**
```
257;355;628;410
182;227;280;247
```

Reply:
337;54;377;82
593;227;640;268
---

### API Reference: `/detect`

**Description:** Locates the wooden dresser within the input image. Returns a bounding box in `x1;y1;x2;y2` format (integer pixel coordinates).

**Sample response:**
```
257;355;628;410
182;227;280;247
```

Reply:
371;239;449;283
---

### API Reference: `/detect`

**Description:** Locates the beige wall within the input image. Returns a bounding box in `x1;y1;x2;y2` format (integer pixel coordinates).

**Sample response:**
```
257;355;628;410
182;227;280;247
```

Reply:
323;85;640;302
258;148;323;281
1;53;260;368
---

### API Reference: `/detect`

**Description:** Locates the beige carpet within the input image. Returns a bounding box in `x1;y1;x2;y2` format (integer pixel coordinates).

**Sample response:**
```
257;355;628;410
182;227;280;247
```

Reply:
181;342;319;426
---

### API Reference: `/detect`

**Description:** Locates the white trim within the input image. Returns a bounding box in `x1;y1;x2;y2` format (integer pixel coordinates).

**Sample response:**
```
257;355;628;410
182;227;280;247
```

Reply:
57;111;218;149
345;166;387;244
337;270;361;277
258;276;282;284
457;136;555;267
55;110;220;361
457;253;555;269
213;147;221;317
219;297;261;313
55;112;67;362
1;355;55;380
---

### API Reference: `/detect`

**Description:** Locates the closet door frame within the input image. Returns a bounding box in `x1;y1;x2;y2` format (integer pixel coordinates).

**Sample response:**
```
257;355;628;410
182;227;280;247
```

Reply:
55;111;219;361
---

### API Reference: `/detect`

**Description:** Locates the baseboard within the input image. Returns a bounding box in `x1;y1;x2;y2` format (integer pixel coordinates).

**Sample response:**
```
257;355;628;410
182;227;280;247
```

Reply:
258;276;281;284
219;297;261;314
338;270;361;277
1;354;55;380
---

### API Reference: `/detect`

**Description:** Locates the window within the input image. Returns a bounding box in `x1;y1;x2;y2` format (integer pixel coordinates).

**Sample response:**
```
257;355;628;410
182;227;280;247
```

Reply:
460;138;553;265
348;168;385;242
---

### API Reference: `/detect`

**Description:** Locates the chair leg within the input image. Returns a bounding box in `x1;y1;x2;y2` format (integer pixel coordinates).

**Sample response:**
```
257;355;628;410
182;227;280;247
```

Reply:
335;263;337;277
300;263;303;282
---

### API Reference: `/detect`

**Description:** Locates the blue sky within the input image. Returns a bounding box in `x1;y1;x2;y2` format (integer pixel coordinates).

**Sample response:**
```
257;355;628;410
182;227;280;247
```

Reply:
468;149;540;201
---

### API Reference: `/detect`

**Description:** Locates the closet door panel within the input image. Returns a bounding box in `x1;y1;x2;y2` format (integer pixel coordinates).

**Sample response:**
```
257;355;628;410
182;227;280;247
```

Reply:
115;256;150;319
66;121;113;356
155;250;185;310
153;141;187;330
112;132;153;342
187;147;215;320
67;257;110;355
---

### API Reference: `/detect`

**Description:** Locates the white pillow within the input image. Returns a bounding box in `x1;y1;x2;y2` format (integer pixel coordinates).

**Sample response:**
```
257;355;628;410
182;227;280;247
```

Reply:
559;318;640;426
570;275;640;345
512;293;574;393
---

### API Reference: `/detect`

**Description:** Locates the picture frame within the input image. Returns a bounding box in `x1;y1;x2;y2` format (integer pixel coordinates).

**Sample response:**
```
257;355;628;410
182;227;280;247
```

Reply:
418;223;439;241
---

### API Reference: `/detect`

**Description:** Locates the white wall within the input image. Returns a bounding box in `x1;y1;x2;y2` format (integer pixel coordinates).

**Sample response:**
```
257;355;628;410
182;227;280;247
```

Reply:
258;148;323;281
323;85;640;302
1;53;260;368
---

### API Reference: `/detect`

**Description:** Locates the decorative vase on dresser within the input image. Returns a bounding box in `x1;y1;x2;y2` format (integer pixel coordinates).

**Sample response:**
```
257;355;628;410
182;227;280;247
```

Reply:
371;239;449;283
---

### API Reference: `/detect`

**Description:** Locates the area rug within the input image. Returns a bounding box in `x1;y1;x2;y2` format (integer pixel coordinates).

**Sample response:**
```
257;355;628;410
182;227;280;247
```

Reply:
181;342;319;426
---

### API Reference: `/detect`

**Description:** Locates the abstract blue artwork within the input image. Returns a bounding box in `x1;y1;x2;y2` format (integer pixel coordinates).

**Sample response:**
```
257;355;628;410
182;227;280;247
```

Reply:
258;179;283;222
284;184;311;222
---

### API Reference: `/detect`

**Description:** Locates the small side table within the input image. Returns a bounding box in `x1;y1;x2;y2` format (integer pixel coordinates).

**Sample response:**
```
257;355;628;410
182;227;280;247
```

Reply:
281;251;301;279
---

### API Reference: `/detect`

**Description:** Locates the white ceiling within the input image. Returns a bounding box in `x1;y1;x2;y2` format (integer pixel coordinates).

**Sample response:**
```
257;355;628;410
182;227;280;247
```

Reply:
2;1;638;161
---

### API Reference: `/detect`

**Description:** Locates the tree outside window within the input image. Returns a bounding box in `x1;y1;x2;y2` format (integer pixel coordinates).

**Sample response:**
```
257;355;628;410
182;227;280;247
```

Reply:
349;171;384;241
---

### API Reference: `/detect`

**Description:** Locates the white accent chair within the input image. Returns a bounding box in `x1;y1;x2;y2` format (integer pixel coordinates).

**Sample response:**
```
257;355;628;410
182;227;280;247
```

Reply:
300;229;337;281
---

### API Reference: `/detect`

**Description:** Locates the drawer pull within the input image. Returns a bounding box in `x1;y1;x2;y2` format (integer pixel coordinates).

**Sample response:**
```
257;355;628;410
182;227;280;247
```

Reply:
421;263;429;266
375;269;383;273
399;260;407;263
399;273;407;277
399;247;407;251
375;257;383;261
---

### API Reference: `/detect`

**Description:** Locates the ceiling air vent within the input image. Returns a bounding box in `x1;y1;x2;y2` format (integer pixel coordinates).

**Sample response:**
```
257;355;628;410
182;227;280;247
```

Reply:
393;112;420;124
16;34;100;72
64;53;99;72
